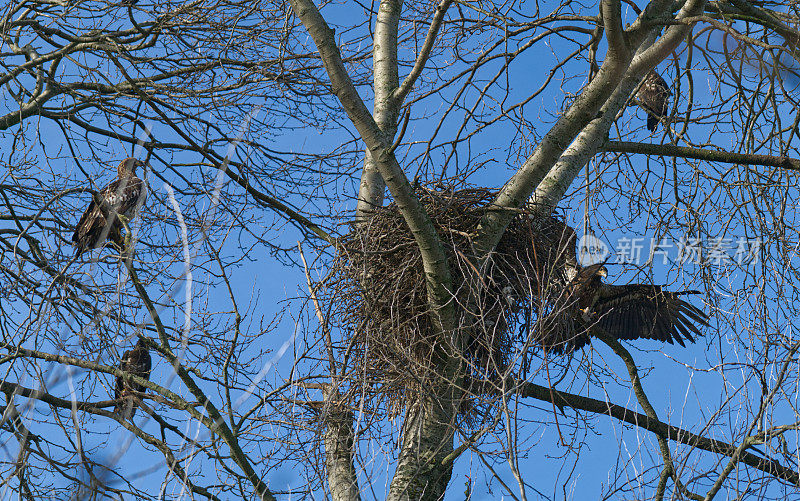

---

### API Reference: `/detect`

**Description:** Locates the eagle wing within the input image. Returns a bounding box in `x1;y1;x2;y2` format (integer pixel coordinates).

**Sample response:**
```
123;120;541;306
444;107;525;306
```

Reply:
104;176;145;218
528;221;709;354
533;309;591;354
72;176;144;255
593;284;708;346
72;197;104;249
532;263;602;354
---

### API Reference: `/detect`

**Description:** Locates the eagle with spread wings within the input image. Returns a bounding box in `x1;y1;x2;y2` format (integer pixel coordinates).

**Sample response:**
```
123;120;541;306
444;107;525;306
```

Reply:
532;220;708;354
114;337;152;420
72;157;146;255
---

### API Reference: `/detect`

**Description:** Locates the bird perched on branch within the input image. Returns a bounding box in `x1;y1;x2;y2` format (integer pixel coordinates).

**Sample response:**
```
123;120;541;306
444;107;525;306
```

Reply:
535;246;708;354
636;70;672;132
114;337;152;420
72;157;146;256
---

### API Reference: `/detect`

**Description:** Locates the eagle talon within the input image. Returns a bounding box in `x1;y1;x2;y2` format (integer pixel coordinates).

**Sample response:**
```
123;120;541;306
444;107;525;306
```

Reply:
118;214;135;256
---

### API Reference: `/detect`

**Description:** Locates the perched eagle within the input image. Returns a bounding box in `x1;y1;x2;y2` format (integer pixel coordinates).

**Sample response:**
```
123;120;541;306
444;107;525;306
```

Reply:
534;239;708;354
636;70;671;132
72;157;146;255
114;337;152;420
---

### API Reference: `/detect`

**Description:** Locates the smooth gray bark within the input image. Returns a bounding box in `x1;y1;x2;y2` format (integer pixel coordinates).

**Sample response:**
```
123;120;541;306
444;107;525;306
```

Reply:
531;0;708;217
324;401;361;501
288;0;454;319
287;2;461;499
330;2;403;498
355;0;402;219
355;0;452;219
471;0;634;258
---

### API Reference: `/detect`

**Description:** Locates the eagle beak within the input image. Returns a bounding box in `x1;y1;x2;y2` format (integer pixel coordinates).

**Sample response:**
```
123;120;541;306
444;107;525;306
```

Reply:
598;266;608;278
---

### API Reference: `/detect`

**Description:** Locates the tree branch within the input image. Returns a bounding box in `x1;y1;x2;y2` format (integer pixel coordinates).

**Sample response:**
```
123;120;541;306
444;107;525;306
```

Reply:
604;140;800;170
356;0;403;218
473;0;636;258
525;0;708;225
299;243;361;501
288;0;455;333
596;331;702;501
123;261;277;501
511;379;799;486
391;0;453;104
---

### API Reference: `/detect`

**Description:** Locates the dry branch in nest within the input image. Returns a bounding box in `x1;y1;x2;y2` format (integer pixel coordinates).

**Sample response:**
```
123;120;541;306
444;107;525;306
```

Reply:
329;187;577;406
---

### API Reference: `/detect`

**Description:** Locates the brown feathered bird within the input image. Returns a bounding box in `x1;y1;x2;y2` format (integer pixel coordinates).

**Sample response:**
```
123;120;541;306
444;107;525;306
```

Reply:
114;337;152;420
535;253;708;354
72;158;146;255
636;70;672;132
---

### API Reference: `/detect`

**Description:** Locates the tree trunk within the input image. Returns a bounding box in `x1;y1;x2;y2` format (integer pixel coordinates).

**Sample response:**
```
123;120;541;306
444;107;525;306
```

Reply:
324;402;361;501
355;0;403;218
328;1;404;498
387;397;456;501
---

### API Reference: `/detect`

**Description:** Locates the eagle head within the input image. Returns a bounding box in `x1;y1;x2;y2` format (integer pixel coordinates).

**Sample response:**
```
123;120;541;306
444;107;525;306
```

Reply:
118;157;145;177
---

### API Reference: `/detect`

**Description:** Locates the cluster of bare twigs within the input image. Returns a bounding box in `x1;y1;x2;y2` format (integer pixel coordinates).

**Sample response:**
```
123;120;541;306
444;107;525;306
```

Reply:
326;186;576;408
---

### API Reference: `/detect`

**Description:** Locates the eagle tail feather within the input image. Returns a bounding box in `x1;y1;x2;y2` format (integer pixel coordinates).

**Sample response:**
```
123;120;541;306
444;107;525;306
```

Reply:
647;112;659;131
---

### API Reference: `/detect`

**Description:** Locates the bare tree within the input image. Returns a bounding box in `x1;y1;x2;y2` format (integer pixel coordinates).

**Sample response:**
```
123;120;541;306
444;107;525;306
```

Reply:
1;0;800;499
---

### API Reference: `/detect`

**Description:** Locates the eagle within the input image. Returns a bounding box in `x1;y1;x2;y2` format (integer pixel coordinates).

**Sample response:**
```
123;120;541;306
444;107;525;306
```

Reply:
114;337;152;420
636;70;671;132
72;157;146;255
532;226;708;354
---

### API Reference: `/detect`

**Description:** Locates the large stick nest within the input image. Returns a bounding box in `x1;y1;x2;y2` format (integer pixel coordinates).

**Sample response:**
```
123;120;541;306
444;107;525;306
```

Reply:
329;187;577;403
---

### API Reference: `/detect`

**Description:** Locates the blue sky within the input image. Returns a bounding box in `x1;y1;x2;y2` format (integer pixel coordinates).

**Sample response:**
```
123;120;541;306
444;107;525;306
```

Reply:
2;0;799;499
